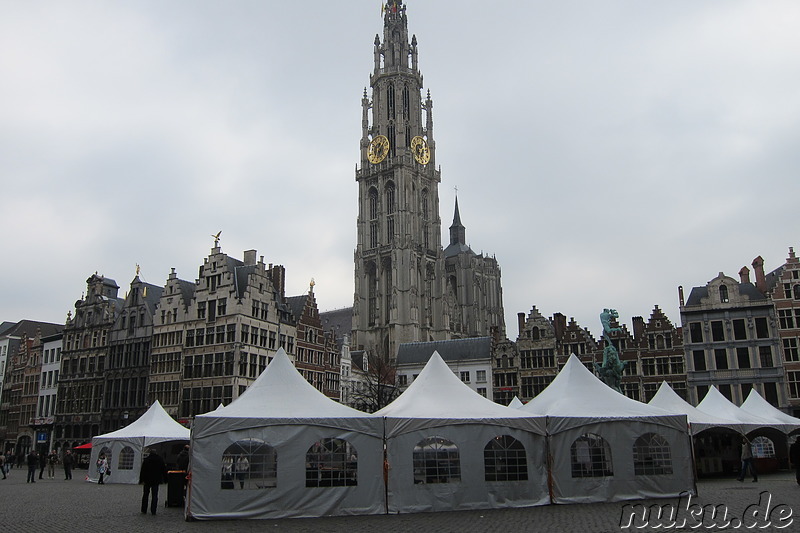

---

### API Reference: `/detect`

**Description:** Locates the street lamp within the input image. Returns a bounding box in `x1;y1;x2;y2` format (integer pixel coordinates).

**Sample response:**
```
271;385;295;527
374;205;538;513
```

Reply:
122;411;129;427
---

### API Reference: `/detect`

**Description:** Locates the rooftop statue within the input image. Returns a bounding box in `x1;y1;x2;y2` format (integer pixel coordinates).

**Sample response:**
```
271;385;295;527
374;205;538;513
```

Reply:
594;308;629;393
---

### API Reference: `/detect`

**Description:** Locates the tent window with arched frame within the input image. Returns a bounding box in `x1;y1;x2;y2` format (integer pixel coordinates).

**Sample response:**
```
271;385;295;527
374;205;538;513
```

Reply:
413;436;461;484
633;433;673;475
484;435;528;482
570;433;612;478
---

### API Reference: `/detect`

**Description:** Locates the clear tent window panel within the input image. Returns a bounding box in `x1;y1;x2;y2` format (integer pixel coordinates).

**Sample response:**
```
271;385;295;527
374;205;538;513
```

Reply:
633;433;673;475
484;435;528;482
221;439;277;490
413;436;461;484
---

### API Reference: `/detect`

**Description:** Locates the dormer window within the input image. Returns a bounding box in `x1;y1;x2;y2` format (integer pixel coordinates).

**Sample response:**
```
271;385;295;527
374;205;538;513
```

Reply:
719;284;729;303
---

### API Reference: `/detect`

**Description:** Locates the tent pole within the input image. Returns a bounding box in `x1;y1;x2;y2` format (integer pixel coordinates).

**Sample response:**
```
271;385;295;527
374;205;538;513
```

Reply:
545;416;554;504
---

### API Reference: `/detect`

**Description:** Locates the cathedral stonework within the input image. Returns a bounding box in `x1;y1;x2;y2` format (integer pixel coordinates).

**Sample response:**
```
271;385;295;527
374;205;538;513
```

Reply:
351;2;505;359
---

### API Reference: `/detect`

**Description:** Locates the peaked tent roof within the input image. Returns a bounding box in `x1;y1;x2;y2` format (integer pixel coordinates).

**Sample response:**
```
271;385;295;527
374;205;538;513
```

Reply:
94;400;189;446
198;348;372;419
740;389;800;433
696;386;783;433
508;396;524;409
376;351;544;434
518;355;686;433
648;381;742;434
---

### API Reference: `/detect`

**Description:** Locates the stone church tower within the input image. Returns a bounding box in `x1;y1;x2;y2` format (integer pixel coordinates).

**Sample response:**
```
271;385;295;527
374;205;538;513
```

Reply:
352;2;504;359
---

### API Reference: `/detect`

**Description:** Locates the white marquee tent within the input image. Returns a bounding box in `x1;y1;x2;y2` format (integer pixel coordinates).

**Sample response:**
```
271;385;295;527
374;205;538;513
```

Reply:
648;381;742;434
187;348;384;520
376;351;549;513
88;400;190;484
696;386;781;434
740;389;800;434
519;355;695;504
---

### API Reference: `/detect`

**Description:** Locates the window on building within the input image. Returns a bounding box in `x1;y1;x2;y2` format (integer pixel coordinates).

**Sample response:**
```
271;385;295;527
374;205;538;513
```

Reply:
778;309;796;330
763;382;779;406
696;385;709;403
786;338;800;363
759;346;774;367
737;347;751;369
643;382;659;402
719;384;733;401
689;323;703;343
719;285;729;303
477;387;487;397
732;319;747;340
222;439;277;490
305;438;356;487
413;436;460;484
118;446;135;470
197;301;206;320
476;370;487;383
459;371;470;383
788;371;800;399
633;433;673;475
714;349;728;370
571;433;612;478
398;374;407;387
711;321;725;342
484;435;528;482
755;317;769;339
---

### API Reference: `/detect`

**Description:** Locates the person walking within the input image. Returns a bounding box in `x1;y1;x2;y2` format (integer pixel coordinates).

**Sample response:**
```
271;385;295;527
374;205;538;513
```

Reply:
737;437;758;482
790;437;800;486
47;450;58;479
26;450;38;483
96;454;110;484
62;450;74;480
139;448;167;515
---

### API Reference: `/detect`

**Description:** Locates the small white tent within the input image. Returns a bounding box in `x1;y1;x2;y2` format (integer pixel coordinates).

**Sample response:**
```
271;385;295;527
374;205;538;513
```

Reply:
376;351;549;513
649;381;742;434
519;355;695;504
740;389;800;434
89;400;190;484
696;386;779;433
188;348;384;520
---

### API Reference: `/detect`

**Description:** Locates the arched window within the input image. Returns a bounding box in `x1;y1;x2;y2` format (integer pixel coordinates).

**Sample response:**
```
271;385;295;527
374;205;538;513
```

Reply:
368;187;378;220
719;285;729;303
118;446;135;470
221;439;277;490
413;436;460;484
484;435;528;481
386;182;396;215
531;327;540;340
633;433;673;475
571;433;612;478
751;436;775;458
99;446;113;471
421;189;429;219
306;438;357;487
794;285;800;300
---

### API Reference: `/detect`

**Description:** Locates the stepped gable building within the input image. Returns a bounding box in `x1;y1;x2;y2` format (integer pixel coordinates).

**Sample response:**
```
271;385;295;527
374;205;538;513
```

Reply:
55;274;124;452
0;320;63;406
149;268;196;417
351;1;505;360
753;248;800;416
632;306;686;402
0;332;37;454
103;273;163;433
680;270;785;407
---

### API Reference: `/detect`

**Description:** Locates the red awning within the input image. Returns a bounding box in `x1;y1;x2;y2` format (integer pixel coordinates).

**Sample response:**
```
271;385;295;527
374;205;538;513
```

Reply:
73;442;92;450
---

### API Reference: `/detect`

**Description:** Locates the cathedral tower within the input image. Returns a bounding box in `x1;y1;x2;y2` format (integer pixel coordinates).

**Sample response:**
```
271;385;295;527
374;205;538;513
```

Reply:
352;2;504;359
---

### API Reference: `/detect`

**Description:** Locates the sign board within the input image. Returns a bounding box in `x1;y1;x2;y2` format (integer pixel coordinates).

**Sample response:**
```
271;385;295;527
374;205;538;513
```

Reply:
36;431;48;443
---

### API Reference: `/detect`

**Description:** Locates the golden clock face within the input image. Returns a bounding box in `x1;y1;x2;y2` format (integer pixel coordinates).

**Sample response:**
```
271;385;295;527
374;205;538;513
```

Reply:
368;135;390;164
411;136;430;165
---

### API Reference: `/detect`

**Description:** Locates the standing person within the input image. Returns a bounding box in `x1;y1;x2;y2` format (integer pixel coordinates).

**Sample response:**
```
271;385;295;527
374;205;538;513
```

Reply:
62;450;74;480
176;444;190;472
139;448;167;515
26;450;38;483
96;454;109;484
790;437;800;486
38;450;47;480
0;452;6;479
737;437;758;482
47;450;58;479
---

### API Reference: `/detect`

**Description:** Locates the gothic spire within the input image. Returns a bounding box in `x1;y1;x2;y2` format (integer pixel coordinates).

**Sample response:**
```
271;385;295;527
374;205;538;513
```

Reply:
449;195;466;246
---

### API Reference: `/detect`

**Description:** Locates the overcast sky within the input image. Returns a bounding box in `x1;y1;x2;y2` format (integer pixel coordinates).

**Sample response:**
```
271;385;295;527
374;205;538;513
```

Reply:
2;1;798;340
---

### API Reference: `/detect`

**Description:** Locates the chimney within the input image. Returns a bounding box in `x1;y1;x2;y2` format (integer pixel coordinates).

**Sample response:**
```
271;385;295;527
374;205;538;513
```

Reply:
553;313;567;340
243;250;257;266
632;316;645;341
752;256;766;293
739;266;750;284
678;286;684;307
517;312;526;338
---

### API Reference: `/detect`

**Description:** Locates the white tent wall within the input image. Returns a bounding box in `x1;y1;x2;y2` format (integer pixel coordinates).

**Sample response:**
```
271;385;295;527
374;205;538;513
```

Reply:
88;437;142;484
188;418;384;520
384;421;549;513
547;419;695;504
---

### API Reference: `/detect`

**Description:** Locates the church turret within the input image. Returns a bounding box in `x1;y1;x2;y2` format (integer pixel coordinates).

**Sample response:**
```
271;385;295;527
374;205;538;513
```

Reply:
449;196;466;247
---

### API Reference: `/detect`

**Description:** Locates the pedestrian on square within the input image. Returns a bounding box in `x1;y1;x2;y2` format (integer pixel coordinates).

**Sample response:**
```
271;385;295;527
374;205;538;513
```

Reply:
62;450;74;480
96;454;109;484
26;450;38;483
38;450;47;479
0;452;6;479
790;437;800;486
235;454;249;489
139;448;167;515
6;453;14;472
47;450;58;479
737;437;758;482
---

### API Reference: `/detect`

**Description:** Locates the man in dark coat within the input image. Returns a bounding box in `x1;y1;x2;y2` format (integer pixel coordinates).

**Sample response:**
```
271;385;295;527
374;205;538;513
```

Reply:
790;437;800;486
139;448;167;515
62;450;74;480
26;450;38;483
38;450;47;479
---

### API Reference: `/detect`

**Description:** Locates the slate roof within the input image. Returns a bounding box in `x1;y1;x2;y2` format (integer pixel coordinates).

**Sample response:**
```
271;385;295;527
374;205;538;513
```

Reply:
685;281;767;306
286;294;307;323
0;319;64;339
397;336;492;366
232;264;256;300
